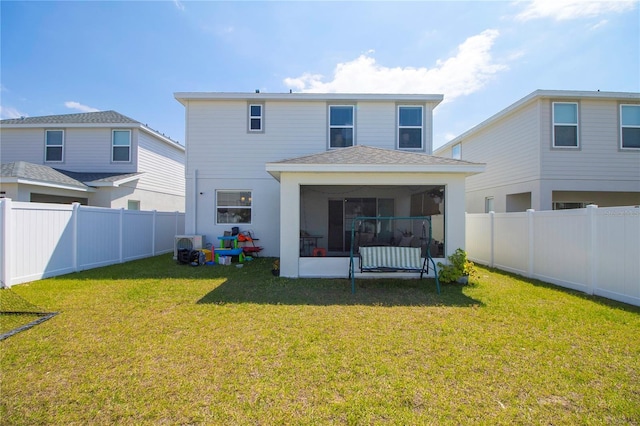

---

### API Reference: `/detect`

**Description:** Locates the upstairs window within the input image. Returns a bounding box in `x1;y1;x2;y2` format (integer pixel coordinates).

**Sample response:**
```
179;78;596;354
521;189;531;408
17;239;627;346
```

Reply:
329;105;354;148
112;130;131;162
452;143;461;160
398;106;423;149
216;190;252;224
45;130;64;162
620;104;640;149
249;104;263;132
553;102;578;148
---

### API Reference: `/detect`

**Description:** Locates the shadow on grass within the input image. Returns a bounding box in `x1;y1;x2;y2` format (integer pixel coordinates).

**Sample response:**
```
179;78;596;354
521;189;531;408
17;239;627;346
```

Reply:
197;275;483;307
482;266;640;314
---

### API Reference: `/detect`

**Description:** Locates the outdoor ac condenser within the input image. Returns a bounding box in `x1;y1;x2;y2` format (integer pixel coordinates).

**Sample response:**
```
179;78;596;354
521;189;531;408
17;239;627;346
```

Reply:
174;235;204;259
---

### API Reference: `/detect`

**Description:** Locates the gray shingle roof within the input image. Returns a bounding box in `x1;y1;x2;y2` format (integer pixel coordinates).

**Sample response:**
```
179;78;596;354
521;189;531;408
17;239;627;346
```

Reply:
0;110;139;125
271;145;480;166
1;161;141;188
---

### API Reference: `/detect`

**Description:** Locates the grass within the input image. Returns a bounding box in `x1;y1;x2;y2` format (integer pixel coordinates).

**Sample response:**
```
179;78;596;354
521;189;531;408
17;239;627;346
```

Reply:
1;254;639;425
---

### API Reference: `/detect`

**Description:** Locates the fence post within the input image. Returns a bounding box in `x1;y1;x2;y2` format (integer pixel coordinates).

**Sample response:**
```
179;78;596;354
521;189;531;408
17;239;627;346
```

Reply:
586;204;598;295
119;208;125;264
152;210;157;256
527;209;535;279
72;203;80;272
0;198;12;288
489;211;495;268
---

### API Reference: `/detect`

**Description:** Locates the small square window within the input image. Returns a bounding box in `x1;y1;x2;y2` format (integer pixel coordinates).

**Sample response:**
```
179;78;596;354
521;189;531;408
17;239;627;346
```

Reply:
45;130;64;162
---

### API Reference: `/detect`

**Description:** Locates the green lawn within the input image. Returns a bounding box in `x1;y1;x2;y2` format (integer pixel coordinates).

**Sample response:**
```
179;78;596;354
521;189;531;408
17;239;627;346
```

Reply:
1;255;638;425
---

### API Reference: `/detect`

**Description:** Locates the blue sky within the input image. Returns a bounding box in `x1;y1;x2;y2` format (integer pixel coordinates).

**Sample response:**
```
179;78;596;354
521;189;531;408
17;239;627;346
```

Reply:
1;0;638;149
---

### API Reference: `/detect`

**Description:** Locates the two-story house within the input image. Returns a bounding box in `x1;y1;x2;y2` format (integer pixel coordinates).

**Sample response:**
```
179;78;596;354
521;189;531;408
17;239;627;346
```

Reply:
174;92;484;278
435;90;640;213
0;111;185;212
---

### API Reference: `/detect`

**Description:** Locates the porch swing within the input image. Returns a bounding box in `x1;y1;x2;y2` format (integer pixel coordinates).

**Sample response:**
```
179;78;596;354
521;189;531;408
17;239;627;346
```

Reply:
348;216;440;294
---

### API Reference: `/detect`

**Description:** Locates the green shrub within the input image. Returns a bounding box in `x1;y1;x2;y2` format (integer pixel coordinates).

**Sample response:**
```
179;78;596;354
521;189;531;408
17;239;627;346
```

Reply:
437;248;478;284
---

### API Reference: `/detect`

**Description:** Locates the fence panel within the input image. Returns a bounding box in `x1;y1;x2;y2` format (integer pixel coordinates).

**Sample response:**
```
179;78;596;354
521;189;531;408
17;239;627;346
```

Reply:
465;213;492;265
466;206;640;306
532;210;590;292
593;207;640;304
122;210;154;261
77;207;121;270
0;199;184;287
494;212;529;276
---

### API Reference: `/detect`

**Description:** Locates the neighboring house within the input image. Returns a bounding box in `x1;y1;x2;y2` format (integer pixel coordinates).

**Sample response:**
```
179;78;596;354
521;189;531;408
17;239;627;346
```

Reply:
0;111;185;212
435;90;640;213
174;92;484;278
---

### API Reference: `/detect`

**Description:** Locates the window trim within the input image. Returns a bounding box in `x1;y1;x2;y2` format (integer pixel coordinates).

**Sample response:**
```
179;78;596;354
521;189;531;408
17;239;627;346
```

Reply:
215;190;253;225
112;129;132;163
552;102;579;149
328;104;355;149
397;105;424;150
248;103;264;133
484;196;494;213
620;104;640;150
45;129;64;163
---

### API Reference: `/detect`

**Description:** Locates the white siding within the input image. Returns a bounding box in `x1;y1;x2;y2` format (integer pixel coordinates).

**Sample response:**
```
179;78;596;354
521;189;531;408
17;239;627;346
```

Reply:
463;101;541;193
541;99;640;183
0;129;45;163
137;131;185;197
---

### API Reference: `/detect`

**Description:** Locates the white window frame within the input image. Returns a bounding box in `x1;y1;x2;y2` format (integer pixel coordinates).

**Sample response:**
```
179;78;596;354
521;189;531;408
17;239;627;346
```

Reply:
45;129;64;162
112;129;132;162
127;200;140;210
248;103;264;133
452;143;461;160
328;105;355;148
216;190;253;225
552;102;579;148
620;104;640;150
397;105;424;150
485;196;494;213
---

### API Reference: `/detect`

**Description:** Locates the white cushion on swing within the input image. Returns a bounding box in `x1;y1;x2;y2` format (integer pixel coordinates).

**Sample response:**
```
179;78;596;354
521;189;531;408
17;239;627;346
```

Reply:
359;246;423;270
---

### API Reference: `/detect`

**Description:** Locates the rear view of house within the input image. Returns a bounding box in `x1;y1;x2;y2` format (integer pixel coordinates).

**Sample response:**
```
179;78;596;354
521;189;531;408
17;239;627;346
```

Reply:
435;90;640;213
175;92;484;278
0;111;185;212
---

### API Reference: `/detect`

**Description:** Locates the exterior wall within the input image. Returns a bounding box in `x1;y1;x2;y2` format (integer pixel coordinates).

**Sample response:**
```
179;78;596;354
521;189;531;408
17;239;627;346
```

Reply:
0;127;138;173
1;126;185;211
183;97;441;252
438;93;640;213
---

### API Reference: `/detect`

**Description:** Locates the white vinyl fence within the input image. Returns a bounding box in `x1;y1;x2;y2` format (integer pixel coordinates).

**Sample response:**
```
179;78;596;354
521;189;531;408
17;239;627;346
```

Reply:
466;205;640;307
0;199;185;287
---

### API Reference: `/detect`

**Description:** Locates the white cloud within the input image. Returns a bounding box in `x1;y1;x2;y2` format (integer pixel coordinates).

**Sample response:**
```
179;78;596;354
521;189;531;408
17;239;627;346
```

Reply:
65;101;99;113
0;106;27;119
173;0;185;11
515;0;637;21
283;29;507;101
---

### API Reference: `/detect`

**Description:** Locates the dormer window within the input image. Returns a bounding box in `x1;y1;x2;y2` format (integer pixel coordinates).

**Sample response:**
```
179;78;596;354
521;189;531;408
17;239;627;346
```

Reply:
398;106;423;149
329;105;354;148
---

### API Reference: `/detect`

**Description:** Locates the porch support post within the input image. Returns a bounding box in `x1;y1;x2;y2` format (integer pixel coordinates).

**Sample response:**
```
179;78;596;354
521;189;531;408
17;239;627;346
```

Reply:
279;174;300;278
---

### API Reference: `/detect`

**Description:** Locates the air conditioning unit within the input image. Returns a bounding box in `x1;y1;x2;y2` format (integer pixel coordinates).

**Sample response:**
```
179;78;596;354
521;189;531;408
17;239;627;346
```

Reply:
174;235;204;259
